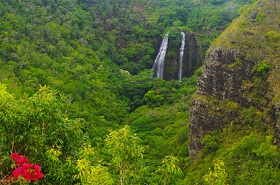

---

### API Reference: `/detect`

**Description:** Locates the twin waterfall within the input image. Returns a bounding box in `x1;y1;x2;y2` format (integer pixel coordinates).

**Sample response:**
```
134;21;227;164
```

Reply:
178;32;185;82
152;34;169;79
152;32;186;81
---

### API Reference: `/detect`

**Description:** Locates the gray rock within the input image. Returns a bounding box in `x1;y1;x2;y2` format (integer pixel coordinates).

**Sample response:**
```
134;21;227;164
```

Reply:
189;48;256;161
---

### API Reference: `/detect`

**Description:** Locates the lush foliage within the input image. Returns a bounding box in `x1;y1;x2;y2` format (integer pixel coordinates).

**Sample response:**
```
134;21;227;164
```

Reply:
0;84;85;184
0;0;279;184
203;159;228;185
104;125;144;185
75;144;114;185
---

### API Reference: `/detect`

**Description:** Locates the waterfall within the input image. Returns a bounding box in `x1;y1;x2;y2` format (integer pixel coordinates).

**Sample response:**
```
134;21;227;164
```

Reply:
178;32;185;82
152;33;169;79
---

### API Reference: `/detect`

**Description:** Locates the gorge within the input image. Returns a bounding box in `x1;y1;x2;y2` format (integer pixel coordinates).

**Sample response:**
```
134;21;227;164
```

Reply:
0;0;279;184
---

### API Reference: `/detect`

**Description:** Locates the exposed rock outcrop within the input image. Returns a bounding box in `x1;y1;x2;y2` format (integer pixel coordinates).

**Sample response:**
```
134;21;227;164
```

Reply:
197;48;255;103
189;48;256;160
189;0;280;161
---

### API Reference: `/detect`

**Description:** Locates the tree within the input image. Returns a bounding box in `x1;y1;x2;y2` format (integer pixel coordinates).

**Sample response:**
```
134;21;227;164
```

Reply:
203;159;228;185
104;125;144;185
75;144;114;185
0;84;85;184
155;155;183;185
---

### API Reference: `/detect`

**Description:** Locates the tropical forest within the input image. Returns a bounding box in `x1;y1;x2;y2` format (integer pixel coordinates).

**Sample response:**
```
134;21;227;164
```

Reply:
0;0;279;184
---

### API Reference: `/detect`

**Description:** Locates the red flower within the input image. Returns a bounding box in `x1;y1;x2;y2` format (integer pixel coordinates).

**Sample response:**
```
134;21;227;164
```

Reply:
7;176;12;181
22;163;32;169
10;152;28;166
10;153;44;182
36;172;44;179
32;172;44;182
12;163;44;182
16;156;29;166
12;168;22;178
10;153;20;161
34;164;41;171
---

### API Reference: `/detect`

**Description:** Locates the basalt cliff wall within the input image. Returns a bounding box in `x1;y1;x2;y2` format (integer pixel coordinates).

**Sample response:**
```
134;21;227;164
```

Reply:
164;33;204;80
189;0;280;160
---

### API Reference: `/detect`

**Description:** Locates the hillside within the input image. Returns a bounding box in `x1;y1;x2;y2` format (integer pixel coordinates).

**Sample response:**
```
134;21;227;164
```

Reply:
0;0;251;122
188;0;280;183
0;0;279;184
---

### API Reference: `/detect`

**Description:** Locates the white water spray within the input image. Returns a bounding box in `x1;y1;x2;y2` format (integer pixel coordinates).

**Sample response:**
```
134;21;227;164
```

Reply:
178;32;185;82
152;33;169;79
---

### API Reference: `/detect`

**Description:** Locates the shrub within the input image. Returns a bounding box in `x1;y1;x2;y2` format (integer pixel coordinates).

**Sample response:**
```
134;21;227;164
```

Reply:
252;59;271;77
266;31;280;43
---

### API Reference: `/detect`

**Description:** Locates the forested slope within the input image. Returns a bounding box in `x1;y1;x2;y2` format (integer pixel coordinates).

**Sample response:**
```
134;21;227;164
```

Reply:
1;0;278;184
0;0;252;125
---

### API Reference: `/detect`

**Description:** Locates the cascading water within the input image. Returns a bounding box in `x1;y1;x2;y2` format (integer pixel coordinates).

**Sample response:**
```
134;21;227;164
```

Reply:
178;32;185;82
152;33;169;79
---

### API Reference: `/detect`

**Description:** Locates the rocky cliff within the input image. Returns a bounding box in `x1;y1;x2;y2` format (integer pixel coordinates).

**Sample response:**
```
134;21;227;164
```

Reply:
189;0;280;160
164;33;204;80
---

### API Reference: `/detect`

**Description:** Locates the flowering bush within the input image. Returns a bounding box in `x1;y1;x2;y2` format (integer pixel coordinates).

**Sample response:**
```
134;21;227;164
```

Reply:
10;153;29;166
3;153;44;183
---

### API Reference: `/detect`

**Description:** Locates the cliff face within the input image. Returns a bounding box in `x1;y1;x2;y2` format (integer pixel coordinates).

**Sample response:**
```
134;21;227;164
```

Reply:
189;48;256;160
189;0;280;160
197;48;255;104
182;33;203;78
164;33;204;80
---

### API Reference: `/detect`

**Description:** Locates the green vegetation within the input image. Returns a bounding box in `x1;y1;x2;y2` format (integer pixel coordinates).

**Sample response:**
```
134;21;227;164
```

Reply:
203;159;228;185
187;0;280;184
156;155;183;185
0;84;85;184
0;0;279;184
104;126;144;185
252;59;271;77
228;58;243;70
